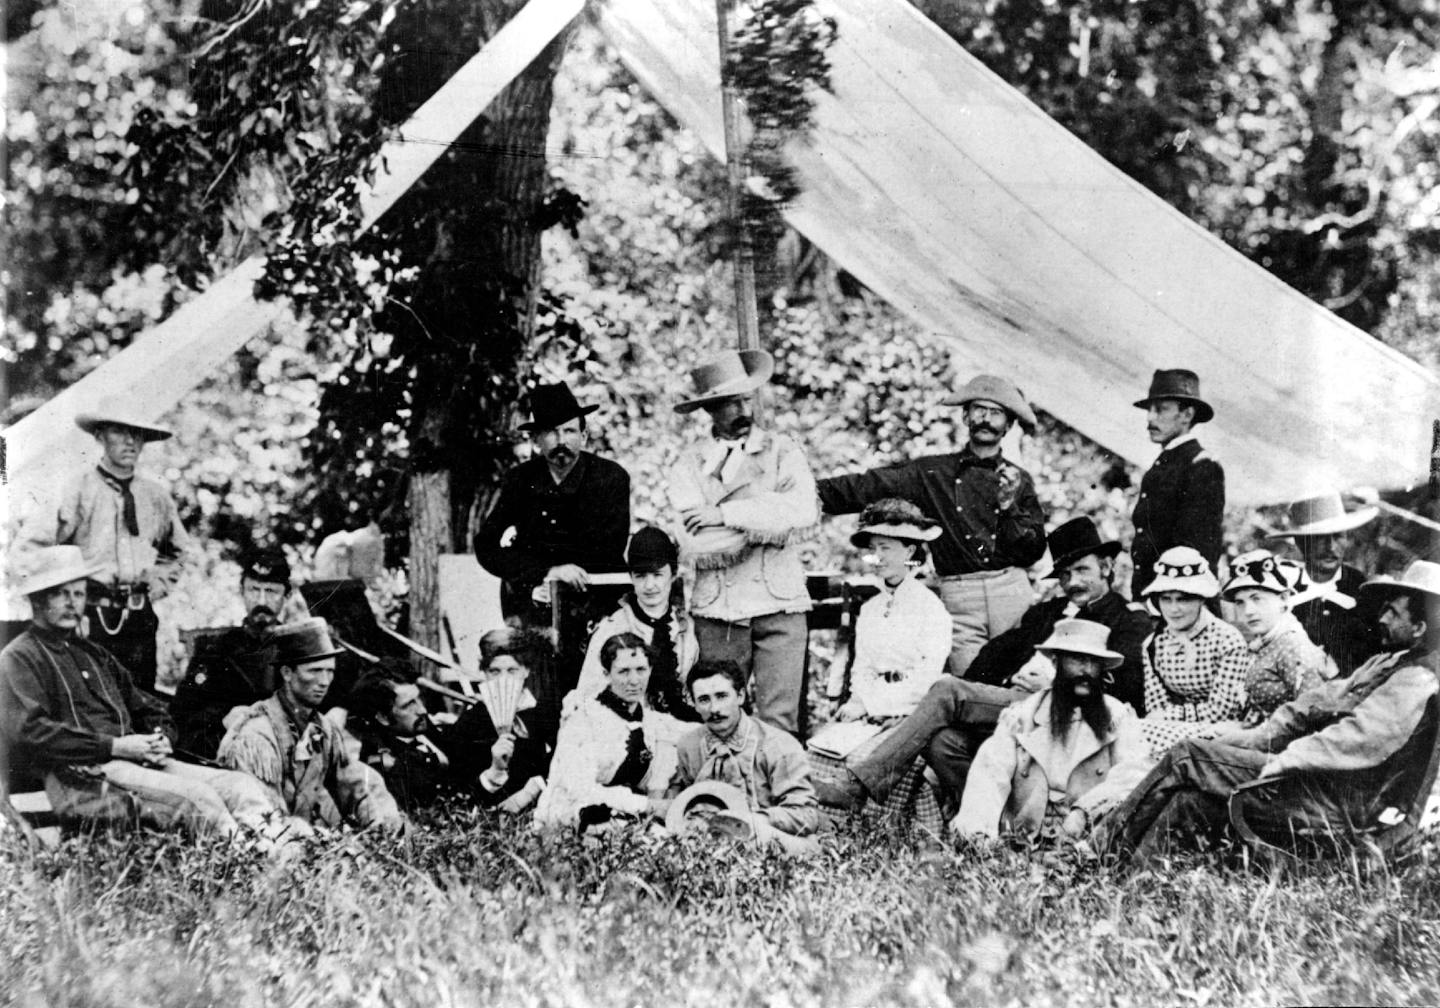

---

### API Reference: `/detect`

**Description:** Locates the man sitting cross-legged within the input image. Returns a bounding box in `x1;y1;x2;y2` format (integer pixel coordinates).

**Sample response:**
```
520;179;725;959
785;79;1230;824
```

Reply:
661;659;820;856
218;618;405;834
0;547;283;841
1091;561;1440;866
817;518;1151;813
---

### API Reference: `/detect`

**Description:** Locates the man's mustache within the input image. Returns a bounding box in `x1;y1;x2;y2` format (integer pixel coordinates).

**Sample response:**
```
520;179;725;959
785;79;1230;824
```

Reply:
973;425;1001;436
244;605;278;630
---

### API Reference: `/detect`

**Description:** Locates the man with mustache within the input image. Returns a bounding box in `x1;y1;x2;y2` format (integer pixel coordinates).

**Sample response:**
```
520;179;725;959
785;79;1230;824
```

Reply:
818;375;1046;675
1130;369;1225;598
474;382;631;715
669;350;819;734
951;620;1148;842
171;545;292;761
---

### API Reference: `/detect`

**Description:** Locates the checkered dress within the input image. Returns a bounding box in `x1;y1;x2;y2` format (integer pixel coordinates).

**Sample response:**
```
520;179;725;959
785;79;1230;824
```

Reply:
1140;609;1251;757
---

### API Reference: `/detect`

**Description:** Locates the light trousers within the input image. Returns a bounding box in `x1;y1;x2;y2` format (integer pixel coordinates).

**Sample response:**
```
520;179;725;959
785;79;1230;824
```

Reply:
936;568;1033;675
46;758;283;837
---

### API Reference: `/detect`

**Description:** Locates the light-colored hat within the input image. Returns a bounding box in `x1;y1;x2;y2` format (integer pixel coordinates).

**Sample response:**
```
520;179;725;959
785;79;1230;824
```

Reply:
1143;546;1220;599
851;498;942;548
1035;618;1124;669
17;546;102;596
674;350;774;414
665;780;759;838
74;396;173;442
1266;492;1378;538
1358;560;1440;605
1222;549;1295;598
942;374;1038;434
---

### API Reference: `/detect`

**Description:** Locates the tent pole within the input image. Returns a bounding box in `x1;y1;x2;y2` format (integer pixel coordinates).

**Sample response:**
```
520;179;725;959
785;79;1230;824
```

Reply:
714;0;764;376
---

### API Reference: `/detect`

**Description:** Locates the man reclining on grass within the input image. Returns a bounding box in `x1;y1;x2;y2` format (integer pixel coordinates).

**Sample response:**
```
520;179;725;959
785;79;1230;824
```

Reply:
1091;561;1440;866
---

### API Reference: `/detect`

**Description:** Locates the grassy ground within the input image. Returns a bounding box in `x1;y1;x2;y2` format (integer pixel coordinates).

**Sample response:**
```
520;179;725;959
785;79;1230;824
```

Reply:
3;810;1439;1008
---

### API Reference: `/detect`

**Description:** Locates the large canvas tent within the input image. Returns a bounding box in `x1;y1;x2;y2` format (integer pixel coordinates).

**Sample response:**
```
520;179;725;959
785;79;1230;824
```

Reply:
4;0;1438;513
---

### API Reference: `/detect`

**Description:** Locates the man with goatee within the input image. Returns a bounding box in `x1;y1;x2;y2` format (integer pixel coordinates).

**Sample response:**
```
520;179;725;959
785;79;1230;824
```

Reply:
951;619;1149;842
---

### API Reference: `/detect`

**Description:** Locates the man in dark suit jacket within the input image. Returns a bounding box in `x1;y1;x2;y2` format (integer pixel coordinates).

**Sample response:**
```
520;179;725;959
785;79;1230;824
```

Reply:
816;518;1153;811
1130;369;1225;598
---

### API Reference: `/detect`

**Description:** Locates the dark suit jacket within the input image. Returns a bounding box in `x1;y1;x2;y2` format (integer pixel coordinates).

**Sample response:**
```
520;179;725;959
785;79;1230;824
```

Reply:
963;590;1155;714
1293;565;1381;677
1131;438;1224;597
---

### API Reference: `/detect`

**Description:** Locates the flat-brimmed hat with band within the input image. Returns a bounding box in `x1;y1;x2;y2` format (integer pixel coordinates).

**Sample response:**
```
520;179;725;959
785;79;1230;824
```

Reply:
268;617;345;666
674;350;774;414
74;396;173;442
1222;549;1295;598
1036;618;1125;669
1045;517;1123;573
1133;368;1214;425
941;374;1038;435
518;382;600;432
665;780;760;840
850;498;942;549
1143;546;1220;599
17;545;103;596
1266;491;1378;538
1357;560;1440;607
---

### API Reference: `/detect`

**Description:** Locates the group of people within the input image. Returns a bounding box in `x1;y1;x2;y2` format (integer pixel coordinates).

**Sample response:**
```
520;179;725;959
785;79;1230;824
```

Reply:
2;353;1437;867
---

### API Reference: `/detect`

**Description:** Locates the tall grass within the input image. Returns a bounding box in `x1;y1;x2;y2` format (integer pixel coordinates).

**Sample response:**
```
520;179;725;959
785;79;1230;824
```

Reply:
3;810;1438;1007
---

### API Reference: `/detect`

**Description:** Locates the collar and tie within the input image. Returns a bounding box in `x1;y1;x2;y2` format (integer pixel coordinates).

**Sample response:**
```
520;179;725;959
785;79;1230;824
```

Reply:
95;466;140;536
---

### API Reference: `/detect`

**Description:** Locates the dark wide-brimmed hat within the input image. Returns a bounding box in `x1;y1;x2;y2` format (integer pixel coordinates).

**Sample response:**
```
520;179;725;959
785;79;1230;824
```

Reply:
1266;492;1378;539
850;498;942;549
268;618;345;666
942;374;1038;435
674;350;774;414
1133;369;1213;424
626;526;679;572
240;545;291;586
518;382;599;432
17;545;104;597
1046;517;1123;572
74;396;173;442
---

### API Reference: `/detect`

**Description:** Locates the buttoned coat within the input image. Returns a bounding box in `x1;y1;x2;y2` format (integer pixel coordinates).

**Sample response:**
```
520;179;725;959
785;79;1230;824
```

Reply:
1131;438;1224;597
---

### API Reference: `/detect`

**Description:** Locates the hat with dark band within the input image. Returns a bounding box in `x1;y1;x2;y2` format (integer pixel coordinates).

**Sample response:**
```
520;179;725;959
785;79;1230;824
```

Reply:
674;350;775;414
1036;618;1124;669
268;618;345;666
1222;549;1294;598
518;382;599;432
1133;369;1214;424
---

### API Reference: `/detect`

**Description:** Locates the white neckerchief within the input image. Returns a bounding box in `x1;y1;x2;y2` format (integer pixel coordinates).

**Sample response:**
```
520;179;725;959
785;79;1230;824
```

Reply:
1158;430;1198;455
701;431;755;484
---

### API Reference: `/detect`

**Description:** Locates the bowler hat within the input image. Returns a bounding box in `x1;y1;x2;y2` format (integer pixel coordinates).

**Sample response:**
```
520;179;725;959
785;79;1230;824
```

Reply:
268;618;345;666
1222;549;1294;598
626;526;679;572
1036;618;1124;669
1266;492;1377;538
74;396;173;442
674;350;774;414
851;498;942;548
665;780;759;838
518;382;599;432
1046;517;1123;572
1358;560;1440;606
1133;369;1213;424
17;545;103;597
240;545;291;586
942;375;1038;434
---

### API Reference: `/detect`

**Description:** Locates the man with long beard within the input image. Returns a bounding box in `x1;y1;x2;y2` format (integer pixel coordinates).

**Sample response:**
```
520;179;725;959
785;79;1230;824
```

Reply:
951;619;1148;842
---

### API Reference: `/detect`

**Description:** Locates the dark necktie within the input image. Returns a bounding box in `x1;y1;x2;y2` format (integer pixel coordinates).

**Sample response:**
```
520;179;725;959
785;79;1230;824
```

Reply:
96;467;139;536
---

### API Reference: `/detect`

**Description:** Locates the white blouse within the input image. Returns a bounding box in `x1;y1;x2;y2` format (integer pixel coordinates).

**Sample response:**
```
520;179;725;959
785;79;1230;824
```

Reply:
849;575;953;719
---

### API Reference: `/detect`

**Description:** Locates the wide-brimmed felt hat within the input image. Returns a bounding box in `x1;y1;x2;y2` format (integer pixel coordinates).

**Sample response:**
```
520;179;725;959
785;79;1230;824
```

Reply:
268;617;345;666
942;374;1038;435
74;396;173;442
1143;546;1220;599
1046;517;1123;572
1133;368;1213;424
517;382;599;432
240;545;291;586
1266;492;1378;539
1358;560;1440;606
665;780;759;838
626;526;679;572
17;545;104;596
674;350;774;414
1222;549;1294;598
851;498;942;548
1036;618;1124;669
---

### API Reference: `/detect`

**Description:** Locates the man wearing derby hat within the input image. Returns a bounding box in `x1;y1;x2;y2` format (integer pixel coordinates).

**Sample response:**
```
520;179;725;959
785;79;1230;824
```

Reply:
1269;491;1382;676
1092;560;1440;866
817;517;1152;812
1131;369;1224;599
218;617;405;832
0;546;283;839
23;397;192;694
818;374;1046;675
952;619;1149;842
171;544;295;761
669;349;819;735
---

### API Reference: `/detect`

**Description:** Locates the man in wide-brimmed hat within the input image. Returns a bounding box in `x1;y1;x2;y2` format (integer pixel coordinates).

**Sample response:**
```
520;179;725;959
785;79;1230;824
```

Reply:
0;546;284;839
218;617;405;832
669;349;818;735
1130;368;1224;598
1269;491;1382;675
818;374;1046;676
22;397;192;694
1093;560;1440;866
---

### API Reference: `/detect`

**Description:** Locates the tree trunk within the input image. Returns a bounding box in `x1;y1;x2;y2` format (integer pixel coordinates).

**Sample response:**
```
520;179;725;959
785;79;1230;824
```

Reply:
408;469;453;657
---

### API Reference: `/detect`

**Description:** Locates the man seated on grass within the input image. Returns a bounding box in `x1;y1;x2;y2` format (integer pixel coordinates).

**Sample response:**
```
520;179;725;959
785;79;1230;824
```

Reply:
1091;561;1440;866
661;659;820;855
951;619;1148;843
0;546;283;840
218;618;405;834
